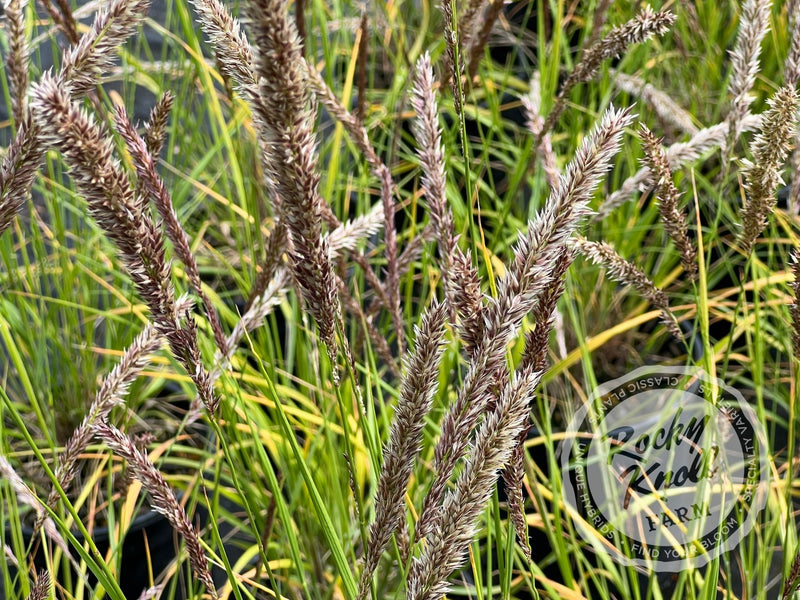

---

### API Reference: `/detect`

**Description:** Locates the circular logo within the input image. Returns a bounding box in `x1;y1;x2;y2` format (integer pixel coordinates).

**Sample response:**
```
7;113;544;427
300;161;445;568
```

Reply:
560;366;769;572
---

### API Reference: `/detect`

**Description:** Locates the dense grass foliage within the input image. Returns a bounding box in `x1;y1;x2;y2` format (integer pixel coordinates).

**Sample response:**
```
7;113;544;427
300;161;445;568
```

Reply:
1;0;799;599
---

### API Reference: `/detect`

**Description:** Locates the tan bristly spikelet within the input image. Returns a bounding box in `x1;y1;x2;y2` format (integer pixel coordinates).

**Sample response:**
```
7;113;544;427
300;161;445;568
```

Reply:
25;571;50;600
639;125;698;280
113;105;228;355
415;106;636;540
190;0;284;201
0;115;38;236
301;63;403;348
575;236;683;340
191;0;257;100
59;0;152;97
725;0;772;155
3;0;30;126
408;368;543;600
246;0;341;368
781;525;800;600
304;65;400;318
133;91;174;207
303;60;382;171
327;203;384;254
0;0;151;237
191;0;295;312
522;71;559;188
520;250;574;374
190;0;282;212
358;302;449;600
785;0;800;89
440;0;464;117
93;422;217;598
143;90;174;156
784;0;800;213
614;72;698;135
411;54;453;259
448;247;484;355
38;0;79;44
411;53;483;347
790;250;800;359
502;426;532;561
29;76;217;412
502;249;574;560
539;6;674;144
30;77;173;322
598;113;762;218
738;86;800;256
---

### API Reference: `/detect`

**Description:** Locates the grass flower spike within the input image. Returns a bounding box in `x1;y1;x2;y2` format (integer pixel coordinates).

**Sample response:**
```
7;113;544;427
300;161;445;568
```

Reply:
640;124;698;280
540;6;674;141
29;75;217;412
358;302;449;599
726;0;772;152
92;422;217;599
408;367;543;600
738;86;800;255
416;106;635;539
2;2;800;599
246;0;341;366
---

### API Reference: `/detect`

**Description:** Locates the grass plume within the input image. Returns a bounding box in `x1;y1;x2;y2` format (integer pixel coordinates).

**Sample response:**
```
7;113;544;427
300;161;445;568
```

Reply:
784;0;800;88
24;571;50;600
522;71;559;188
785;0;800;212
246;0;341;366
598;113;762;218
92;421;218;599
358;302;449;600
639;124;698;280
791;250;800;358
575;236;683;340
726;0;772;154
29;75;217;412
59;0;152;97
142;91;174;157
737;86;799;256
113;105;228;355
0;0;151;237
3;0;30;127
408;367;543;600
539;6;674;143
411;52;483;347
416;106;635;539
38;0;78;45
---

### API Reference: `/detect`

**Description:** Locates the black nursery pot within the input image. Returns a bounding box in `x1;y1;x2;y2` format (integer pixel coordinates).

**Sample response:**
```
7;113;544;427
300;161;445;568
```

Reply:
3;506;180;599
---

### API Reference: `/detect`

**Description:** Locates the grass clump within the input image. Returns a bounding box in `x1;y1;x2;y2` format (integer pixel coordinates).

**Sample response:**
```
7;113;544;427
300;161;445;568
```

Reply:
0;0;799;599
